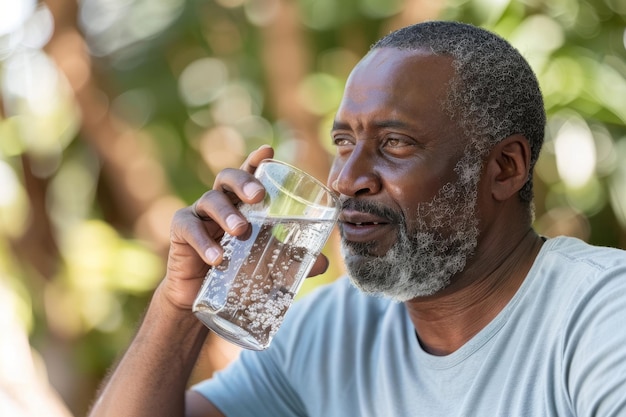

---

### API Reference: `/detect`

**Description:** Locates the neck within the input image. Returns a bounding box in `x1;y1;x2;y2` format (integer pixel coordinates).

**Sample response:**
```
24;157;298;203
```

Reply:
404;228;544;356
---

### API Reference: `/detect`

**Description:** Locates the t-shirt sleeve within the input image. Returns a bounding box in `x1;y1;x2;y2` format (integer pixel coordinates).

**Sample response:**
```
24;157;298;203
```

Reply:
564;263;626;416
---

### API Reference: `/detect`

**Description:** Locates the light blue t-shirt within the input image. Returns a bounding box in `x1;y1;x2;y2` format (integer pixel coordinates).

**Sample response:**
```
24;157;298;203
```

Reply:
193;236;626;416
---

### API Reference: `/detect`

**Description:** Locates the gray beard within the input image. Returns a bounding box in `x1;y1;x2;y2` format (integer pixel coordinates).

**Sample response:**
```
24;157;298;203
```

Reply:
340;158;481;302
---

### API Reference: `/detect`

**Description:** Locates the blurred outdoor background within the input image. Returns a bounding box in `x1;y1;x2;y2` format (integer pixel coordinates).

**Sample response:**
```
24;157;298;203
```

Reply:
0;0;625;415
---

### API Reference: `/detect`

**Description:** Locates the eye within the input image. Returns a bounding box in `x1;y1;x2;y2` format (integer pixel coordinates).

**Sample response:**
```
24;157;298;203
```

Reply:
381;136;418;156
385;138;406;147
383;136;414;148
332;136;354;147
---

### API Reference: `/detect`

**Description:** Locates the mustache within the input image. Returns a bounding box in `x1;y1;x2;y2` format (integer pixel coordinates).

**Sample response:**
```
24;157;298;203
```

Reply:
340;198;404;224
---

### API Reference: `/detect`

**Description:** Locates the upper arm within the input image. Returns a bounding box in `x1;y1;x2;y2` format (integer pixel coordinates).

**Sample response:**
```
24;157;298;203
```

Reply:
185;390;226;417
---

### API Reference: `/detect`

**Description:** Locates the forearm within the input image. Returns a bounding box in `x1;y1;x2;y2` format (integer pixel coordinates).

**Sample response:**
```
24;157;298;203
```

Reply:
88;284;209;417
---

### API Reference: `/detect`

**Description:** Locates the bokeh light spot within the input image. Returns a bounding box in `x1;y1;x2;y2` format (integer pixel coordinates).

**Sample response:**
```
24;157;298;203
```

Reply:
0;0;36;36
210;84;255;125
297;73;343;116
509;14;564;70
554;118;596;189
245;0;281;26
0;161;20;207
535;206;590;241
200;125;246;173
178;57;228;107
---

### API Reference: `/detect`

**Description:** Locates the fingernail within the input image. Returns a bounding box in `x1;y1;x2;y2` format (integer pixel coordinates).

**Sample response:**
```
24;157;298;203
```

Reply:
243;182;263;199
226;214;246;231
205;247;221;264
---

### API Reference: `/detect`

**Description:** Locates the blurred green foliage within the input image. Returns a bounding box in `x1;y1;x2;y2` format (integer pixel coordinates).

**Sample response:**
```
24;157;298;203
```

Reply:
0;0;625;414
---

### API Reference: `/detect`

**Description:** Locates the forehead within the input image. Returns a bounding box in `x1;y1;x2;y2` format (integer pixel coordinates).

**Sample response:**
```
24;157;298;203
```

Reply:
349;47;454;87
337;48;456;132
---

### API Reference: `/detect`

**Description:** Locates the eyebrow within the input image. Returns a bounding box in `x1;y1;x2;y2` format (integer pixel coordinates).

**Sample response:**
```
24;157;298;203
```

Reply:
331;119;413;132
331;120;350;132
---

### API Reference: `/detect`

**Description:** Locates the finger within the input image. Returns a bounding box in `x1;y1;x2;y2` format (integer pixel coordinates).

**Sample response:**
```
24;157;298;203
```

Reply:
210;145;274;204
240;145;274;173
308;254;330;277
170;206;227;266
191;200;211;221
192;189;250;237
213;166;267;207
189;146;274;264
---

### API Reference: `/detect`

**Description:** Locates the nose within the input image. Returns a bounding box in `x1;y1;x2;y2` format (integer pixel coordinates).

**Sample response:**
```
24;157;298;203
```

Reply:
330;146;381;197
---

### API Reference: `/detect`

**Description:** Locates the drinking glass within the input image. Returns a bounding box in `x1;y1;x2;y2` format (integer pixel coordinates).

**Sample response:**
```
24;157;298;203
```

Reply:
193;159;339;350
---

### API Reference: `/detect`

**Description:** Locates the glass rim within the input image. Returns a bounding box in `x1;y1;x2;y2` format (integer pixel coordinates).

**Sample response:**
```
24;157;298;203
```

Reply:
259;158;339;205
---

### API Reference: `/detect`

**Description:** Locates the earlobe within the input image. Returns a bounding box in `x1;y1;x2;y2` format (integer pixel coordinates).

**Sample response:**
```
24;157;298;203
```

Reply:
490;134;531;202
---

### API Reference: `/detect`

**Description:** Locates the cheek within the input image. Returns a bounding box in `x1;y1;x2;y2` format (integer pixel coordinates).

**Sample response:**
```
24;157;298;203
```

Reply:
387;169;452;223
384;170;432;206
384;176;421;225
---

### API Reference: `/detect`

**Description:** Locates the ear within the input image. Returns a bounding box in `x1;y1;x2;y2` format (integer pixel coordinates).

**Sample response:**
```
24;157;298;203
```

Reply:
487;134;531;202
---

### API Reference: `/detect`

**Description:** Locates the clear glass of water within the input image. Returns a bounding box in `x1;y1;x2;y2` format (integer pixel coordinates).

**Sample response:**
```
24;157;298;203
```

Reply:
192;159;339;350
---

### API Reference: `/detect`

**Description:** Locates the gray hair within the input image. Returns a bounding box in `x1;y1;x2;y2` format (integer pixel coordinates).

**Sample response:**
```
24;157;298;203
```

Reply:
372;21;545;203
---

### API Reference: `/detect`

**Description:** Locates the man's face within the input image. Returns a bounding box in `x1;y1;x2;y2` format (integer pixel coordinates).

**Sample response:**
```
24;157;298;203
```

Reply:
328;48;483;301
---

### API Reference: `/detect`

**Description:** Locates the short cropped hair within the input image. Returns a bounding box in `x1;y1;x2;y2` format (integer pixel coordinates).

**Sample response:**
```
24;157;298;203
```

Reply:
373;21;546;203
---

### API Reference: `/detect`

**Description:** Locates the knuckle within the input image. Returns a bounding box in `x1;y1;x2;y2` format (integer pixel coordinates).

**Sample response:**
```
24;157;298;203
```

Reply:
172;206;191;224
203;189;222;200
213;167;238;185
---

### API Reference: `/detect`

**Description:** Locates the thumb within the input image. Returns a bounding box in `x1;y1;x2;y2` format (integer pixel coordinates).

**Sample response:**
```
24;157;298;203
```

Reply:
307;254;330;278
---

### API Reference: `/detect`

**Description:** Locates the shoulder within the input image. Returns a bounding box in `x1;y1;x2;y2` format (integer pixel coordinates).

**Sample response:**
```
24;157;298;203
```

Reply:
538;238;626;415
541;236;626;268
537;236;626;286
531;236;626;311
535;237;626;359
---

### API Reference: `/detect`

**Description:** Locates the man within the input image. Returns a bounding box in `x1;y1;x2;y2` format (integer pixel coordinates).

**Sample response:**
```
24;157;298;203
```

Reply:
89;21;626;416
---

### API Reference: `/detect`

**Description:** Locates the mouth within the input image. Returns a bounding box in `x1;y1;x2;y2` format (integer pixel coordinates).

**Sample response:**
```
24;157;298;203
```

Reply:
340;209;392;225
339;209;396;243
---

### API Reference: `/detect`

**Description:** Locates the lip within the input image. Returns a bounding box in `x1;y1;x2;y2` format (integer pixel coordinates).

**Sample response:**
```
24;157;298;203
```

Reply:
338;209;396;243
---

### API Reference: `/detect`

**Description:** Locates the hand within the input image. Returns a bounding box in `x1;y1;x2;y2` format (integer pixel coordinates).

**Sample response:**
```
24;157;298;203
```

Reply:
161;146;329;310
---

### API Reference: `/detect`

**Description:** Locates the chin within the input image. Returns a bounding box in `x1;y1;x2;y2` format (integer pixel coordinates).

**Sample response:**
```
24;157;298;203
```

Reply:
347;271;450;302
341;241;455;302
